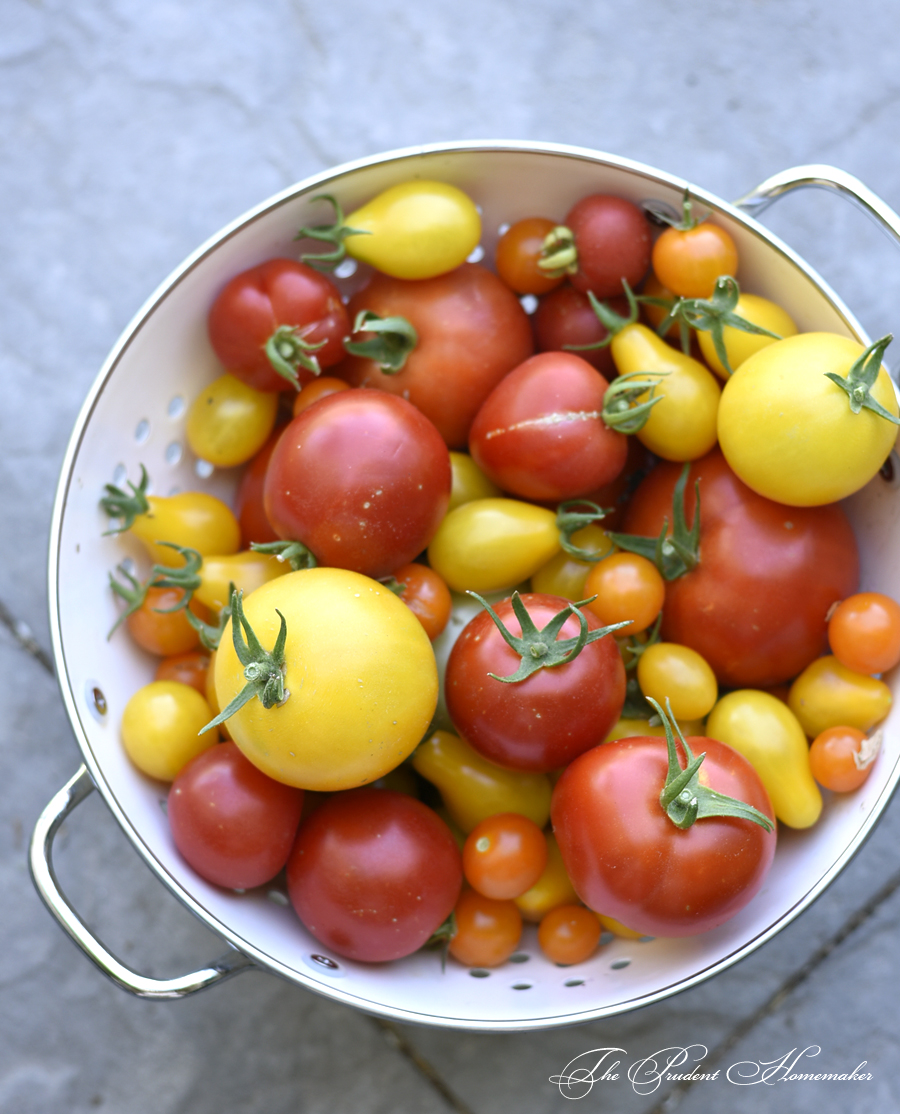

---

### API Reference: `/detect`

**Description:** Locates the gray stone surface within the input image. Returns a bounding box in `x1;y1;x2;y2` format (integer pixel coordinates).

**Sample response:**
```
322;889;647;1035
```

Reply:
4;1;900;1111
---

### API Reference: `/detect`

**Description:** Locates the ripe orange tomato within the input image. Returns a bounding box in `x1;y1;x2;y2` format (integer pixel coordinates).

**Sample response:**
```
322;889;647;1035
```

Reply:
652;221;738;298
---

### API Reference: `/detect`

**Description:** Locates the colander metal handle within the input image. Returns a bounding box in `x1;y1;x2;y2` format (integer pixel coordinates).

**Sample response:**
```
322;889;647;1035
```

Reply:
733;163;900;245
29;765;255;999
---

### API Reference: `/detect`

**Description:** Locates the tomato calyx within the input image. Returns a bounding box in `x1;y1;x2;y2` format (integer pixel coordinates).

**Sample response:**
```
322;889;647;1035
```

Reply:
652;699;774;831
100;463;151;533
293;193;370;272
601;370;670;433
201;589;288;731
824;334;899;425
264;324;326;389
467;589;631;683
536;225;579;279
342;309;418;373
250;539;318;571
185;585;235;651
424;910;457;971
608;463;701;581
107;543;203;638
556;500;612;561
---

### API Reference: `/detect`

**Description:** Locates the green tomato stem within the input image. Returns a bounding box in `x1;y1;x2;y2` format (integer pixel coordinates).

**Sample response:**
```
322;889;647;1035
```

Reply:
100;464;151;533
824;334;899;425
293;193;371;272
608;463;701;581
342;309;418;373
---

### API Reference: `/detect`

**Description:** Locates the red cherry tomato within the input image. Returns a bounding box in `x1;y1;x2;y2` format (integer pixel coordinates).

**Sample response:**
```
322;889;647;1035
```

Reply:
390;562;452;640
168;741;305;889
537;904;602;965
495;217;564;295
234;423;287;547
154;649;211;695
532;286;624;376
448;888;522;968
264;389;451;578
445;593;626;773
828;592;900;675
564;194;652;298
462;813;548;899
552;734;776;937
468;352;628;503
207;258;350;392
286;788;463;963
337;263;534;448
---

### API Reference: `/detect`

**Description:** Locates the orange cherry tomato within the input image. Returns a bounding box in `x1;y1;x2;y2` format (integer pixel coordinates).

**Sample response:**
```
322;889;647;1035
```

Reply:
448;888;522;968
640;272;680;339
125;587;211;657
582;552;665;634
652;222;738;299
292;375;351;417
828;592;900;675
809;725;880;792
154;649;211;694
495;217;564;295
462;813;548;900
390;562;453;640
538;904;602;965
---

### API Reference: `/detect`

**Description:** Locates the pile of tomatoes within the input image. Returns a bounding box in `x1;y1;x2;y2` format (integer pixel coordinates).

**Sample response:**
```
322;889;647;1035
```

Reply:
103;176;899;972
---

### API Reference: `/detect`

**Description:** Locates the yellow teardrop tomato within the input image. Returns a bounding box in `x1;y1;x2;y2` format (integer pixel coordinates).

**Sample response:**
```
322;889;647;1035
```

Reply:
706;689;822;828
530;524;615;600
636;642;718;721
514;834;579;922
697;293;798;379
186;373;279;468
344;180;481;280
130;491;241;567
193;550;291;613
596;912;647;940
215;568;438;791
412;729;552;833
788;655;892;738
610;323;721;461
448;450;502;511
718;332;900;506
120;681;219;781
427;497;560;592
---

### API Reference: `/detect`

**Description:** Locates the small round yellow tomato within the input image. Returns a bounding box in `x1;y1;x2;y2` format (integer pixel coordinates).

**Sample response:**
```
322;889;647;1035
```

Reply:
706;689;822;828
788;655;892;738
603;716;705;742
193;550;291;613
514;834;579;923
448;451;502;512
120;681;219;781
186;373;279;468
427;498;560;592
132;492;241;567
531;525;615;600
718;332;900;506
697;293;798;379
215;568;438;791
344;180;482;280
637;642;718;721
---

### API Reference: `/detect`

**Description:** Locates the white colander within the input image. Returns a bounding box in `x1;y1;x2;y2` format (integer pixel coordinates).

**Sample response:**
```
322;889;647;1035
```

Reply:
30;141;900;1031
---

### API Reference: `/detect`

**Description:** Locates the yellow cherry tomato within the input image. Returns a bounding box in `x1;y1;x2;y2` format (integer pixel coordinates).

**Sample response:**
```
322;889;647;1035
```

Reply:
514;834;580;923
788;655;893;738
697;293;798;379
193;550;291;613
344;180;482;280
427;497;560;592
448;451;502;511
610;323;721;461
120;681;219;781
718;332;900;506
412;729;552;833
636;642;718;721
186;373;279;468
215;568;438;791
706;689;822;829
603;716;705;742
530;525;615;600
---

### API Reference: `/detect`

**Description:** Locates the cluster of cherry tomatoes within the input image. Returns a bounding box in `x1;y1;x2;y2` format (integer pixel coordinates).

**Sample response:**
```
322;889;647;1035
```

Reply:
103;175;900;972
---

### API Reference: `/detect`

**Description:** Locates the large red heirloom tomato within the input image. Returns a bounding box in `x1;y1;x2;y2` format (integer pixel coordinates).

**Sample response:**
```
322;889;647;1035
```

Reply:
264;389;451;579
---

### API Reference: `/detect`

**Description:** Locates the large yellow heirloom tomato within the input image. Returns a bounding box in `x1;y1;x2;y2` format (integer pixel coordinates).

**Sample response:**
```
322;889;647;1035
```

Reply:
214;568;438;791
718;332;900;506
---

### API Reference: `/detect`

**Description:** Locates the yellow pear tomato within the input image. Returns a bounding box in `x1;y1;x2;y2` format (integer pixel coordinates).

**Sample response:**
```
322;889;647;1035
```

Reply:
193;550;290;613
788;655;892;738
448;451;502;511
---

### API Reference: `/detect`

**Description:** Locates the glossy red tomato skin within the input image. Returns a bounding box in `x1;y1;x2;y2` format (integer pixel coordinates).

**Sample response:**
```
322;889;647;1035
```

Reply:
207;258;350;392
286;788;463;962
468;352;628;502
551;735;776;937
623;449;859;688
532;286;623;376
445;594;626;773
264;389;451;578
337;263;534;448
564;195;652;298
234;423;288;547
168;742;305;890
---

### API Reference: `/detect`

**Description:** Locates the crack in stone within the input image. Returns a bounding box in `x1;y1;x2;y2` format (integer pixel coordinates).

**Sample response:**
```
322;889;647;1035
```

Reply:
0;597;54;675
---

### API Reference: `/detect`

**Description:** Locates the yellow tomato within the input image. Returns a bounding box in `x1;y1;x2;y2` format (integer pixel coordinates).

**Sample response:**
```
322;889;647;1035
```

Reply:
636;642;718;721
186;373;279;468
530;525;615;600
133;494;240;566
427;498;560;592
514;834;580;922
788;655;892;738
448;451;502;511
706;689;822;828
193;550;291;612
603;716;705;742
215;568;438;791
697;293;798;379
718;332;900;506
120;681;219;781
344;180;482;280
596;912;647;940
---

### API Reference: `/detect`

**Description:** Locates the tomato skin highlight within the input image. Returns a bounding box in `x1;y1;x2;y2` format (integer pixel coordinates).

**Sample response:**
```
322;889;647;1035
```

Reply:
264;389;451;579
551;735;776;937
287;788;463;962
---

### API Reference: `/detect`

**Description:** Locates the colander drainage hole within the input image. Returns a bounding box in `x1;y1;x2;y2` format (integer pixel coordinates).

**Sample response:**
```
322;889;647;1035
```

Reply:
508;953;530;964
112;463;127;486
599;931;615;946
165;442;183;465
334;258;357;279
135;419;150;444
84;682;108;723
564;978;585;987
511;983;532;991
610;958;631;970
267;889;289;907
469;969;490;979
195;459;215;479
880;450;900;486
497;222;510;237
167;395;186;419
467;244;485;263
311;954;340;971
519;294;538;314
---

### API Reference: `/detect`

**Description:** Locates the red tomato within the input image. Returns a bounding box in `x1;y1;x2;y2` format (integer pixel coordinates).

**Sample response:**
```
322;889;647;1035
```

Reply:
495;217;565;295
551;734;776;937
445;593;626;773
391;562;452;640
234;423;288;547
154;649;211;695
622;449;859;687
207;258;350;392
264;389;451;578
448;888;522;968
564;195;652;297
286;788;463;963
462;813;548;899
468;352;628;503
168;741;305;889
337;263;534;448
532;286;624;376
